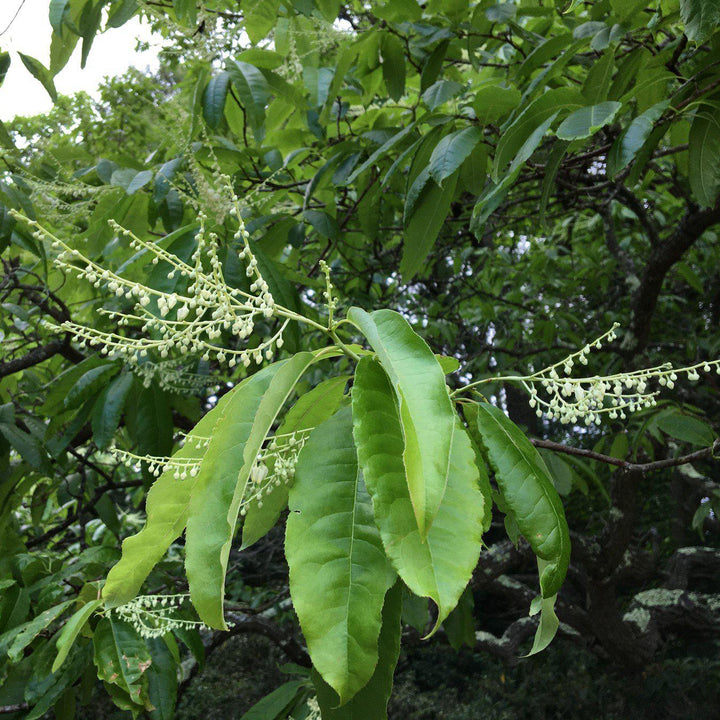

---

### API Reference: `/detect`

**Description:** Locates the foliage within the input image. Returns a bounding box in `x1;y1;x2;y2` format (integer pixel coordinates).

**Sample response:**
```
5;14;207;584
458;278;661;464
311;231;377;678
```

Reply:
1;0;720;718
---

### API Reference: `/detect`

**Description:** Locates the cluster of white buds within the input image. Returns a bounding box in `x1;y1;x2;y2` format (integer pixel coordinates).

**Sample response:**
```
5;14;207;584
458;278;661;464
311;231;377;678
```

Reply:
111;432;209;479
521;324;720;426
240;429;311;516
110;594;209;639
305;697;322;720
10;206;287;370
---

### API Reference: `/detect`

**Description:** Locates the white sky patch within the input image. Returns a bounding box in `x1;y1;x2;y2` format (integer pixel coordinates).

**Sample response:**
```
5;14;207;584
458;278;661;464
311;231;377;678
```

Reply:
0;0;159;121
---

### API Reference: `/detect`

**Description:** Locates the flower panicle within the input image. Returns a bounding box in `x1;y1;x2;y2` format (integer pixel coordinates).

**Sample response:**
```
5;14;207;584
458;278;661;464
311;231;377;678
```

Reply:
524;324;720;426
10;208;285;369
109;593;217;639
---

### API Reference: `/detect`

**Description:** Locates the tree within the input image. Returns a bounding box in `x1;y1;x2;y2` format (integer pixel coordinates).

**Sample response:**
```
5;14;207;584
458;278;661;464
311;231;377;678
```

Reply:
1;1;719;718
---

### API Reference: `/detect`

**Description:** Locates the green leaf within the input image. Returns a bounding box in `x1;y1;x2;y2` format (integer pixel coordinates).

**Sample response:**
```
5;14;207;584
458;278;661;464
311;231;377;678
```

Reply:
656;411;716;446
352;357;485;629
473;403;570;598
524;560;560;656
472;85;521;124
186;353;317;629
0;52;10;89
102;388;236;608
64;364;120;410
49;0;70;32
241;375;349;549
173;0;197;25
286;407;394;704
688;105;720;208
203;72;230;129
244;0;281;43
226;60;271;138
93;617;152;697
239;681;306;720
680;0;720;43
0;422;46;470
555;101;622;141
18;53;58;102
347;310;457;536
381;34;406;101
606;101;668;179
313;581;403;719
493;88;583;180
53;599;102;673
401;171;458;281
303;209;338;238
422;80;463;110
582;49;615;104
91;373;134;449
428;128;482;185
8;600;74;662
145;637;178;720
420;40;449;93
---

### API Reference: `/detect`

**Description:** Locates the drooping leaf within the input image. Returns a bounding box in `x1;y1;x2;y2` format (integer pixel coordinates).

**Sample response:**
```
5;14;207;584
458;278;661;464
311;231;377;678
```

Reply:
203;72;231;129
0;52;10;89
186;353;317;629
243;0;280;43
442;587;475;650
286;407;394;704
401;171;458;281
91;373;134;449
52;599;102;673
313;581;403;719
347;309;457;536
472;403;570;598
18;54;58;102
93;617;152;705
352;357;485;629
524;559;560;656
428;128;482;185
241;375;349;549
606;101;668;179
381;34;406;101
688;105;720;208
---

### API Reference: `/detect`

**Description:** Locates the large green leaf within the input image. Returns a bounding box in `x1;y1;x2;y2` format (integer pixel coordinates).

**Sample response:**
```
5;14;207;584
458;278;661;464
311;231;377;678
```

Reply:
240;681;306;720
352;357;485;628
93;617;152;709
313;581;403;719
64;364;119;409
226;60;270;138
186;353;316;629
680;0;720;43
91;373;134;449
472;403;570;598
102;387;236;608
347;309;456;537
606;101;668;179
19;53;57;102
52;599;102;673
7;600;74;662
428;128;481;185
688;105;720;208
286;407;394;704
381;34;406;101
401;171;458;281
241;374;349;549
203;71;230;129
555;101;622;141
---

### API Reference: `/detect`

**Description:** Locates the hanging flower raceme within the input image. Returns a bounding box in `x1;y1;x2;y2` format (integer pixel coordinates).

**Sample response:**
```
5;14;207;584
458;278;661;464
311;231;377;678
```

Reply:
109;593;212;639
455;323;720;426
10;207;286;369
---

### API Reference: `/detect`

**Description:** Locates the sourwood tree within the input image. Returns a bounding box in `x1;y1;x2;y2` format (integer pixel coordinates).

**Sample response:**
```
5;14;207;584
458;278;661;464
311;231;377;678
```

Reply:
1;0;719;718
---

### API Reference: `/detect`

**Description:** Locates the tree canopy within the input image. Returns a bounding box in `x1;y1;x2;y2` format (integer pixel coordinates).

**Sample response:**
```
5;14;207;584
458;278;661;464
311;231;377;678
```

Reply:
1;1;719;718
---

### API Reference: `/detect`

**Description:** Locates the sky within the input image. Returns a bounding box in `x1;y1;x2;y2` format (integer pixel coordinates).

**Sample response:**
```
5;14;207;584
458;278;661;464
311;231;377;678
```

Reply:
0;0;159;121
